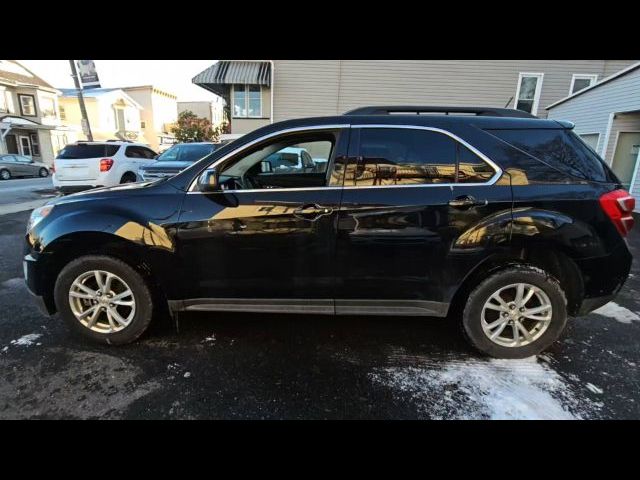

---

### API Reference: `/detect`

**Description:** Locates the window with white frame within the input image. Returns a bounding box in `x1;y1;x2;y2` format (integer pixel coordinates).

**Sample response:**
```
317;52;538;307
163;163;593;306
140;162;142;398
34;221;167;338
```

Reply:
30;133;40;156
0;89;7;113
18;94;36;116
233;84;261;118
515;73;544;115
570;74;598;95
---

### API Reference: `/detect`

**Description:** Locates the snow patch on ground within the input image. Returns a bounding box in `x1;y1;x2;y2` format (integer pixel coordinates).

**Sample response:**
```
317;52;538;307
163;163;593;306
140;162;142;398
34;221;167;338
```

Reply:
592;302;640;324
370;356;598;420
10;333;42;347
0;278;25;290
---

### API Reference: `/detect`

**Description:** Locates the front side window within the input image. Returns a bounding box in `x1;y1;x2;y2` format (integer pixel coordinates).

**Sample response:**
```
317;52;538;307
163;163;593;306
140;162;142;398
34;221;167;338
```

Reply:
233;84;262;118
515;73;544;115
219;134;335;190
18;94;36;116
570;74;597;95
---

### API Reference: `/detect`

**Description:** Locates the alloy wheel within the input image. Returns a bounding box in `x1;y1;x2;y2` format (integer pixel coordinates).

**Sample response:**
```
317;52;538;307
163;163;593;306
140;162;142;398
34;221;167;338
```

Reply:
480;282;552;348
68;270;136;333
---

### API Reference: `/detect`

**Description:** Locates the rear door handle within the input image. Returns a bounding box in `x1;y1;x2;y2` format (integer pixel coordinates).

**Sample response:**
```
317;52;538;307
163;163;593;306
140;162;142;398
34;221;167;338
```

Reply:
449;195;488;209
293;204;333;221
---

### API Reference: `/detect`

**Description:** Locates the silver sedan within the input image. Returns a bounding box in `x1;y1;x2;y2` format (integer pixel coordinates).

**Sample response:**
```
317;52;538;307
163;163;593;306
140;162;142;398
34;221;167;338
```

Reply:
0;154;50;180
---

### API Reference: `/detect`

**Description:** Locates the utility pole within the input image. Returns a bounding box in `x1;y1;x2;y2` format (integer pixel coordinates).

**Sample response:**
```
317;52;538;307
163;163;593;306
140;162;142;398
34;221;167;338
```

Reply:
69;60;93;142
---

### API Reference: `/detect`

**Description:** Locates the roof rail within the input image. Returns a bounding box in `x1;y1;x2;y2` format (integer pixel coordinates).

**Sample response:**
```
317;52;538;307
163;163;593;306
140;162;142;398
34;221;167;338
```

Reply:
344;105;536;119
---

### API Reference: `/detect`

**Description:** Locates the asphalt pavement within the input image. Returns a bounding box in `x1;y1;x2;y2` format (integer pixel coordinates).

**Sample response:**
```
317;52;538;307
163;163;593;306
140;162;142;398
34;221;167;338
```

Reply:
0;189;639;419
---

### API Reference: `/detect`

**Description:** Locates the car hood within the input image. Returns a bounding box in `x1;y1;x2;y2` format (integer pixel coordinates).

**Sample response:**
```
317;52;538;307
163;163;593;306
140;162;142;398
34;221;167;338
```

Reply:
140;161;194;170
46;180;168;206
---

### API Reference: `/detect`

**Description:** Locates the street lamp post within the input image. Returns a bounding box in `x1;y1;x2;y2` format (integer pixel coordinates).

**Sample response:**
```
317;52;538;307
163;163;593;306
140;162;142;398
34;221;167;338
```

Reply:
69;60;94;142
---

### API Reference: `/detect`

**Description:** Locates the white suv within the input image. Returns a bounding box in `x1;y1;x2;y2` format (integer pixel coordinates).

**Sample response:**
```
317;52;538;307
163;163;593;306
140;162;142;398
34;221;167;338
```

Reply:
53;141;157;193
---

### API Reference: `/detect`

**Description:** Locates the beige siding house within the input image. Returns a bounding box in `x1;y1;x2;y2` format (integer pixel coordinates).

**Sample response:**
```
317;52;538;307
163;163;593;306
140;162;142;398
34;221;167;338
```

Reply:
193;60;637;135
178;97;227;128
0;60;75;165
59;88;144;145
123;86;178;151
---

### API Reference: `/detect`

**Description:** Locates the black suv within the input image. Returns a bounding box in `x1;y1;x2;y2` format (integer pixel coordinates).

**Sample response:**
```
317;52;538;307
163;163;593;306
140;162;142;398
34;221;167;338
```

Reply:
23;106;634;358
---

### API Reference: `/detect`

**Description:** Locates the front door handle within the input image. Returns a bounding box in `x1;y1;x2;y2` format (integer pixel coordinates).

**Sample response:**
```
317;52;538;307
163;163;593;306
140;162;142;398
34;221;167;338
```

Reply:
449;195;488;209
293;204;333;221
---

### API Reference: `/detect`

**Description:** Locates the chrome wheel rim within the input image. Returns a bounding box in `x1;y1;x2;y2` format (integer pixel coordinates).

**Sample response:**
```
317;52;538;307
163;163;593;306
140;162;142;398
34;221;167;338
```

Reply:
68;270;135;333
481;283;552;348
1;171;9;179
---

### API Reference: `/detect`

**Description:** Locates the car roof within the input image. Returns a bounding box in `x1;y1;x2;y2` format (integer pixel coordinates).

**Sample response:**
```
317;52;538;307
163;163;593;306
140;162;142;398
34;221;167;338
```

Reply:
71;141;150;146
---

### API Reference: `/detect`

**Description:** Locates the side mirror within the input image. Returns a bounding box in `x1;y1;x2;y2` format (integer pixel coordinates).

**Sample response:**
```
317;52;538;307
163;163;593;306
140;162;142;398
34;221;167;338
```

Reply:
197;168;220;192
260;160;273;173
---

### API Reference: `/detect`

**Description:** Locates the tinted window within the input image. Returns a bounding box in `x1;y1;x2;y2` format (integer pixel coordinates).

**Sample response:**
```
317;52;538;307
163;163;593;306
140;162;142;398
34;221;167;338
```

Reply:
219;136;334;190
57;144;120;159
489;129;613;182
350;128;457;186
457;144;496;183
157;144;215;163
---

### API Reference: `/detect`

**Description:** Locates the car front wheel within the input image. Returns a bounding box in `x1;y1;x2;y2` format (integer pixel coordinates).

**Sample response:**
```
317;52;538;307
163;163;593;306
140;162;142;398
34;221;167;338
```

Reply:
461;265;568;359
54;255;154;344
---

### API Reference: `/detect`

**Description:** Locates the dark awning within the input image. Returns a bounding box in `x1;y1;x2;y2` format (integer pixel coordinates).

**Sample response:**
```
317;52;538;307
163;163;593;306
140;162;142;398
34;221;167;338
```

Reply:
193;61;271;97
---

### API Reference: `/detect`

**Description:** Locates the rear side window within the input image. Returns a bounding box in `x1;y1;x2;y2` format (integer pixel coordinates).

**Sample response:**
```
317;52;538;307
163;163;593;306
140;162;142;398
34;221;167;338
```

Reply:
489;129;614;182
57;144;120;159
354;128;457;186
350;128;495;186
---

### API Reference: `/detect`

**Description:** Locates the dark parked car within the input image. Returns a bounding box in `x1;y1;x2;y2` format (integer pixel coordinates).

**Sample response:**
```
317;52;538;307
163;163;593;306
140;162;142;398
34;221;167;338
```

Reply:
24;106;634;358
137;142;218;181
0;154;50;180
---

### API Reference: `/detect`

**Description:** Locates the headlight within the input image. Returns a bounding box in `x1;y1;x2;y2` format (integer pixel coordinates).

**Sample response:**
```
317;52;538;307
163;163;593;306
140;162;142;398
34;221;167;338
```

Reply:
27;205;54;232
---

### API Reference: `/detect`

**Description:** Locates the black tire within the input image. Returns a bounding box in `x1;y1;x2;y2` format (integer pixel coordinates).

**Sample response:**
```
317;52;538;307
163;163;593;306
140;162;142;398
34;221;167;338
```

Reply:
54;255;154;345
120;172;136;184
39;167;49;177
0;169;10;180
461;265;567;359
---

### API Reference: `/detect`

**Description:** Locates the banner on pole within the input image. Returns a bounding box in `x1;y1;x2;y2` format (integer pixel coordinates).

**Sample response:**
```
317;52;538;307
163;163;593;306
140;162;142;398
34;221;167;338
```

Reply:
76;60;101;89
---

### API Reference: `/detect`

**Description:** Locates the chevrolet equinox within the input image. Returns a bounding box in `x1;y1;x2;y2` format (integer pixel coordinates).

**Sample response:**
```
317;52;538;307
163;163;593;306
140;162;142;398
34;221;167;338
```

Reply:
24;106;634;358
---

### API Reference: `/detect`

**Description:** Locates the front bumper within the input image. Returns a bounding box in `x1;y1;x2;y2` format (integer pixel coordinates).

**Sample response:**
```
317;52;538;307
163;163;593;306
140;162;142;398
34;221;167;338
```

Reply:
23;253;56;315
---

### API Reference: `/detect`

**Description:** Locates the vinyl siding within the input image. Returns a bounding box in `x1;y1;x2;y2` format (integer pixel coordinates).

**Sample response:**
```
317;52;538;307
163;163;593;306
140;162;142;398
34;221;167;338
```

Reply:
547;67;640;158
272;60;638;122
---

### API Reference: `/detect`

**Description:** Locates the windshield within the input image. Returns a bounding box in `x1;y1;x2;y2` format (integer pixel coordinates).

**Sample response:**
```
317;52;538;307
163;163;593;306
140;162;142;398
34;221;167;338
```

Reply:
156;144;216;163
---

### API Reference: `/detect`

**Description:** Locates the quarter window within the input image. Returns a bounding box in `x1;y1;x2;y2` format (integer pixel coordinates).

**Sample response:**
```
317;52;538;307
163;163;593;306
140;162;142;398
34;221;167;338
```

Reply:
233;84;262;118
18;94;36;116
515;73;544;115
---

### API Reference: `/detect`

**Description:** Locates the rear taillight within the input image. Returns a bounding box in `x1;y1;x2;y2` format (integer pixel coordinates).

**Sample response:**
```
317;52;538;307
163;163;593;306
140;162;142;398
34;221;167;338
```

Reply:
600;189;635;236
50;162;55;173
100;158;114;172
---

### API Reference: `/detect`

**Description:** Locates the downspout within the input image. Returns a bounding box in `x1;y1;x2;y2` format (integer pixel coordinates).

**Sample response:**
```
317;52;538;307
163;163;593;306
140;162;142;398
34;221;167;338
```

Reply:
269;60;274;124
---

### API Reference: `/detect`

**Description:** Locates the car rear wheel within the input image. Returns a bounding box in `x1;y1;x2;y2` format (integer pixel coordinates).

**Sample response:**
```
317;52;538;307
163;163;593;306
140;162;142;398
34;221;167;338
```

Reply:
0;169;10;180
461;265;567;359
39;167;49;177
54;255;154;345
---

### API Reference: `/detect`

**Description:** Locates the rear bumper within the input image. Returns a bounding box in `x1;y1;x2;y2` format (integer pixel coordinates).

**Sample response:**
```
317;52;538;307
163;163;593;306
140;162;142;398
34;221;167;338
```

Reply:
573;241;632;315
